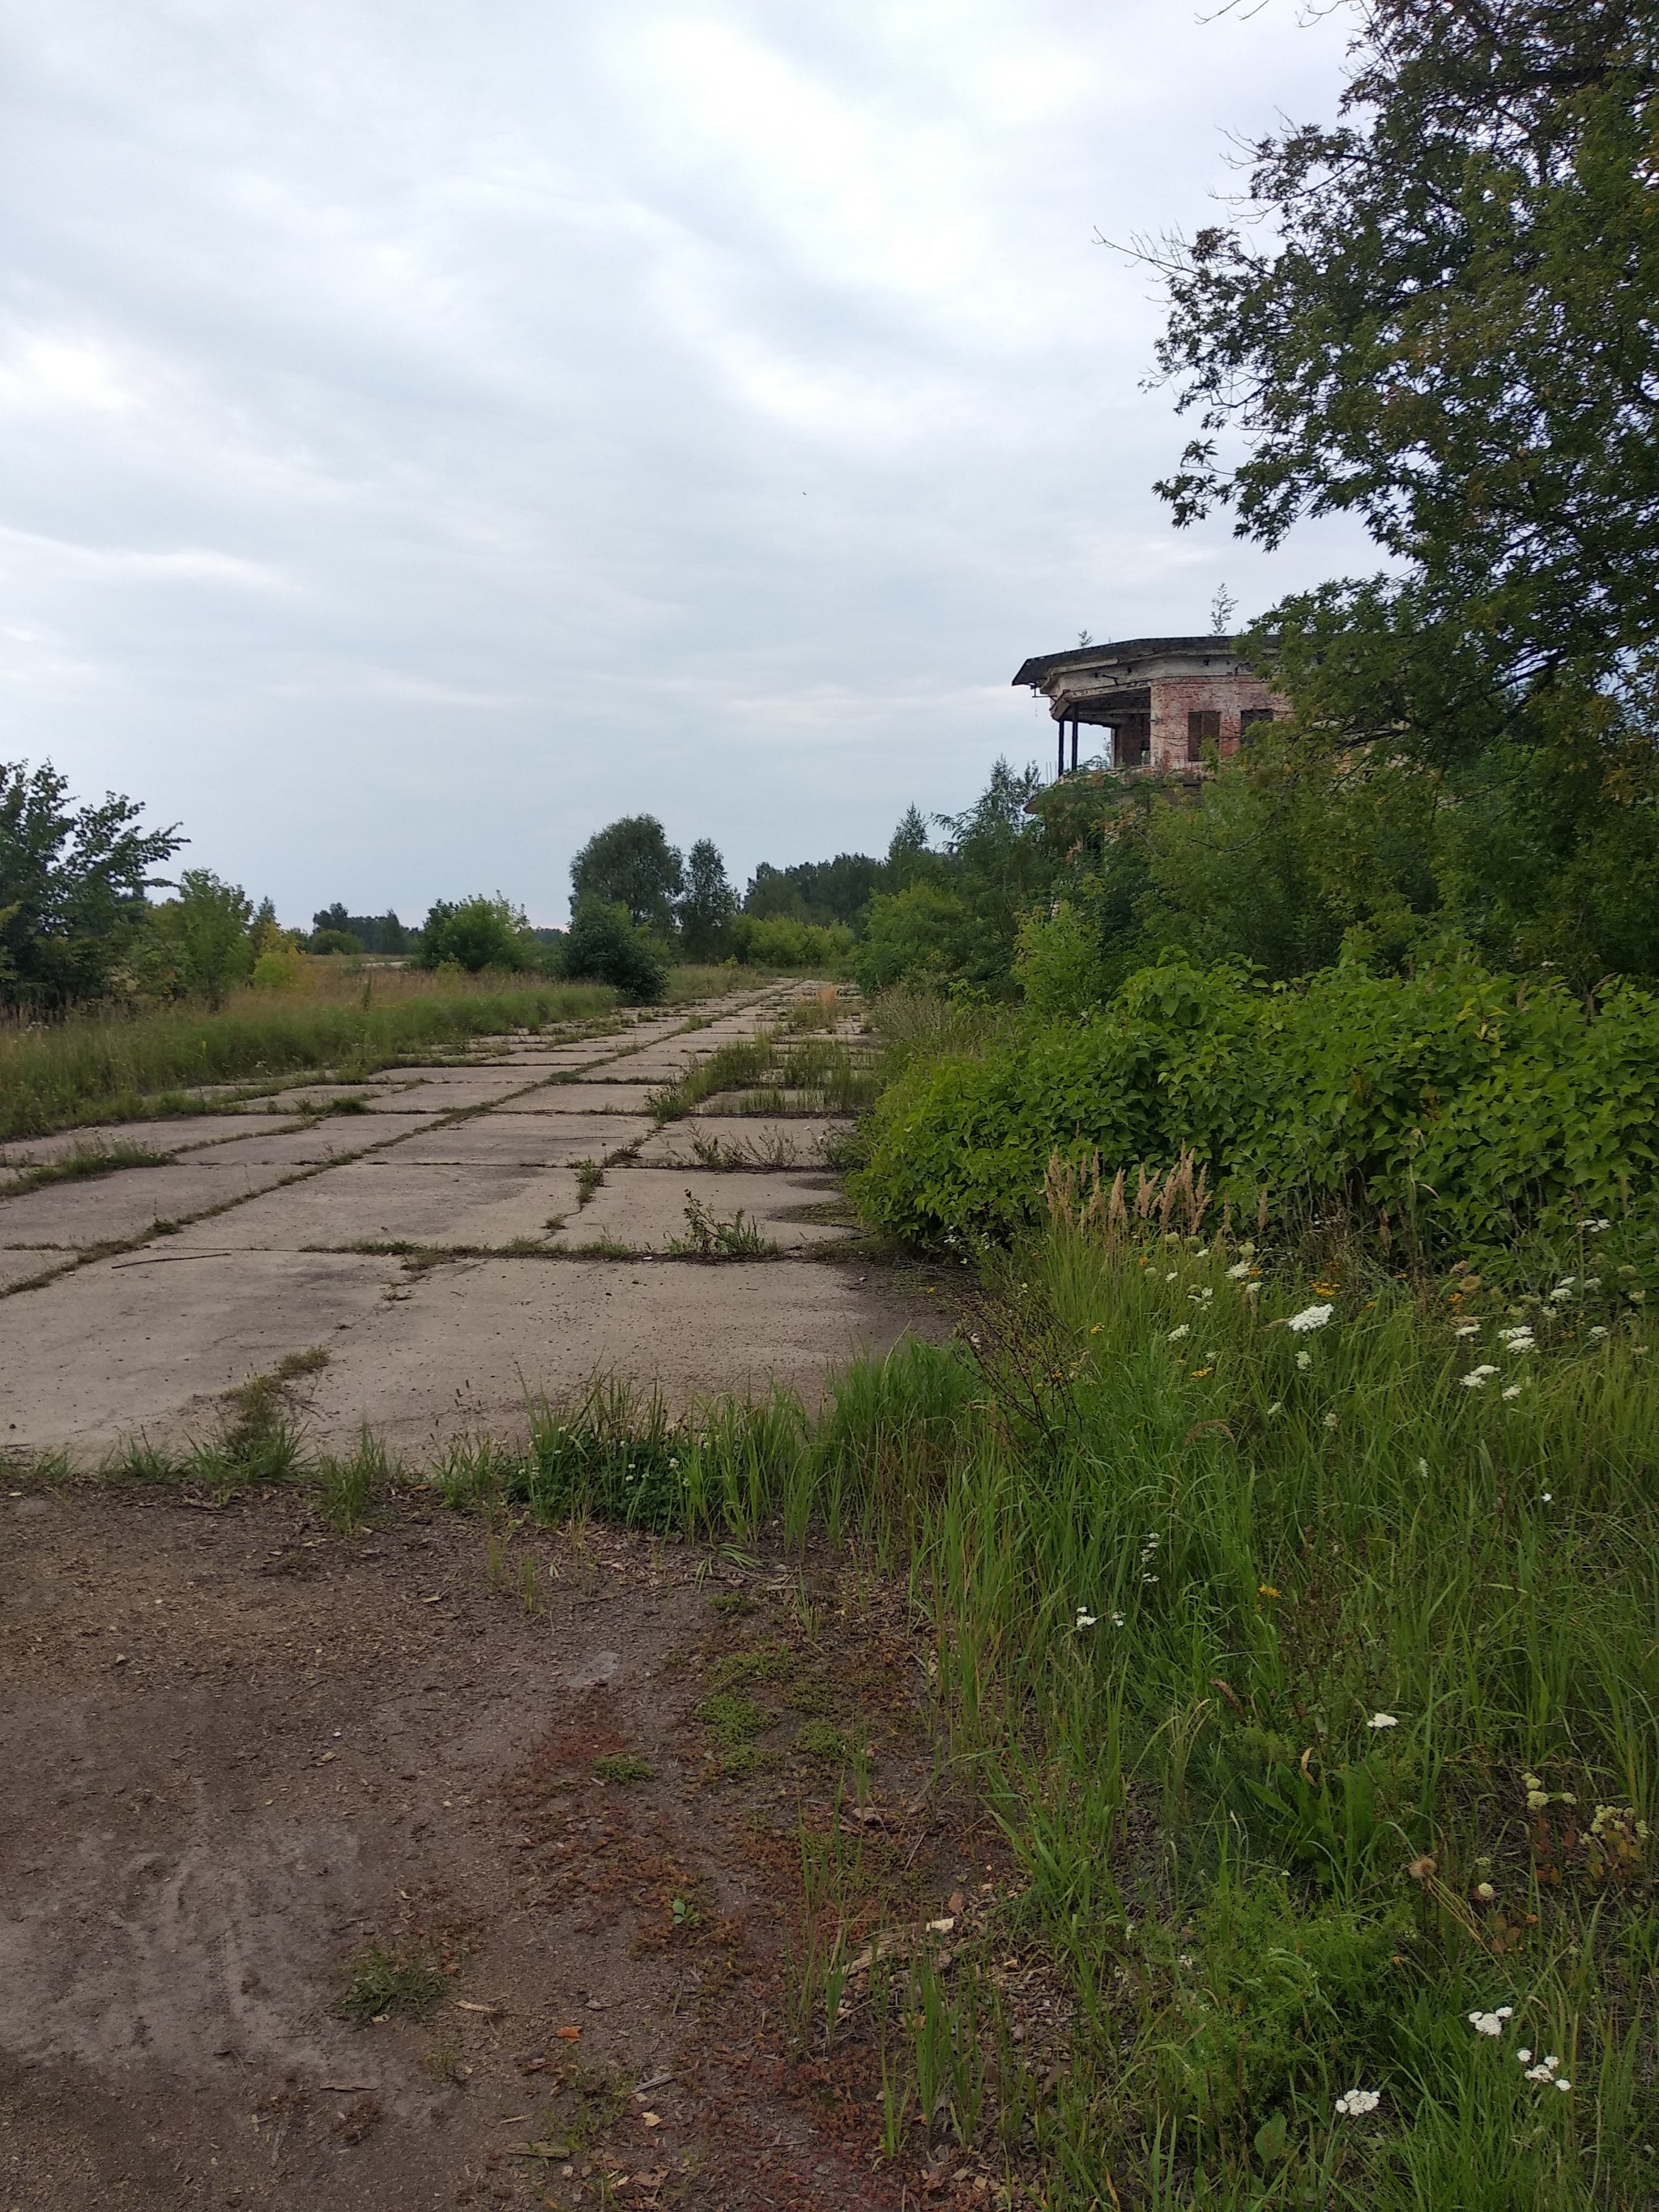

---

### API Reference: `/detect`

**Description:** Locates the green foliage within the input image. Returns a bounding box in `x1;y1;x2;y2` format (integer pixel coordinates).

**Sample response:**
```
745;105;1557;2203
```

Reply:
561;898;667;1001
851;882;999;994
569;814;684;933
311;903;410;954
1151;2;1659;747
744;852;885;933
309;928;363;955
677;836;737;958
168;869;257;1009
1013;900;1114;1019
730;913;853;970
592;1753;655;1784
855;954;1659;1249
0;758;181;1011
416;895;534;973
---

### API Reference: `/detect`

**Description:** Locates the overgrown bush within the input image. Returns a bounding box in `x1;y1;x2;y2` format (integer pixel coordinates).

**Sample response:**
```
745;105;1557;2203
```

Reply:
561;898;667;1002
730;913;852;970
416;895;535;973
854;954;1659;1251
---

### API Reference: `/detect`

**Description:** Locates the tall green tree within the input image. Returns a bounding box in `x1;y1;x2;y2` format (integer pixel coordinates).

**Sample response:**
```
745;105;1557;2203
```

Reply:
677;838;737;958
174;869;256;1008
569;816;683;933
1149;0;1659;756
0;759;180;1011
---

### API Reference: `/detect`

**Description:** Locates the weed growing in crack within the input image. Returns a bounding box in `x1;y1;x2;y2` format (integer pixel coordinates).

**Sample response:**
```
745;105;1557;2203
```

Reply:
574;1158;604;1206
668;1191;774;1258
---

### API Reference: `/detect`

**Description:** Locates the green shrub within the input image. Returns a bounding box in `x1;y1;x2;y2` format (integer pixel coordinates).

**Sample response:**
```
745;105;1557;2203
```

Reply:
853;952;1659;1249
730;913;852;970
850;882;1002;994
416;895;535;972
561;899;667;1002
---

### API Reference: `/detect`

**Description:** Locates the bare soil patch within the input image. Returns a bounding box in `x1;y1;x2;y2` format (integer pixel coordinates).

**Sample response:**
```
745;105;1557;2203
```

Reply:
0;1487;1011;2210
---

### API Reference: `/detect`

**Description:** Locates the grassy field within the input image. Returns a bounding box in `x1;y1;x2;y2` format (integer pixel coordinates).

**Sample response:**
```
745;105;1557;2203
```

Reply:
0;967;618;1142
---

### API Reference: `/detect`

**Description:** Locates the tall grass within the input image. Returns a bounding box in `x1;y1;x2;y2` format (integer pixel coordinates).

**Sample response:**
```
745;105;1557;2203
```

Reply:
0;977;616;1140
422;1221;1657;2206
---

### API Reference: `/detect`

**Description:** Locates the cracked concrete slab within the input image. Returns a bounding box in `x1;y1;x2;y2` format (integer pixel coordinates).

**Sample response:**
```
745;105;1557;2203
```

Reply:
0;1250;406;1457
0;1161;295;1251
301;1253;925;1454
631;1117;847;1168
506;1080;665;1113
556;1166;851;1253
0;1115;307;1169
388;1113;651;1166
164;1160;583;1253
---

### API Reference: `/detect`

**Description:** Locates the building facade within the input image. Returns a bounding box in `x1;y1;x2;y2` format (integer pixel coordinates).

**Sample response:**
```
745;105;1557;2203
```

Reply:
1013;635;1290;778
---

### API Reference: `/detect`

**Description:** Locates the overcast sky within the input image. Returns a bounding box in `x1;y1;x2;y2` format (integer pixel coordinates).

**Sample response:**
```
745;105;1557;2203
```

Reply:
0;0;1372;927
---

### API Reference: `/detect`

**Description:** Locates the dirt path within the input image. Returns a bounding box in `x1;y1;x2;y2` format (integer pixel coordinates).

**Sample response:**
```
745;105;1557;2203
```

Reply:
0;987;998;2209
0;1491;1006;2210
0;986;926;1463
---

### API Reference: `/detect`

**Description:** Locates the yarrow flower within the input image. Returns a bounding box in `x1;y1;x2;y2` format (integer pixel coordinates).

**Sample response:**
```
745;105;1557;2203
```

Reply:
1295;1350;1312;1371
1469;2007;1514;2039
1498;1326;1535;1351
1286;1303;1334;1334
1368;1712;1400;1730
1226;1260;1253;1280
1074;1609;1098;1630
1167;1324;1191;1343
1461;1364;1499;1388
1335;2088;1381;2117
1453;1322;1481;1339
1502;1385;1524;1400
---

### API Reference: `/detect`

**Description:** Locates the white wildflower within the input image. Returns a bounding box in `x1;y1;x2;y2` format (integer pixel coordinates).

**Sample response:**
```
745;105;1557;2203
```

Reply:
1502;1385;1523;1400
1540;1492;1553;1504
1243;1280;1261;1296
1498;1326;1535;1349
1461;1364;1499;1388
1584;1277;1601;1289
1475;1882;1495;1901
1418;1458;1429;1477
1368;1712;1399;1731
1167;1324;1191;1343
1111;1612;1125;1628
1265;1400;1283;1416
1588;1325;1608;1341
1517;2049;1532;2065
1335;2088;1381;2117
1324;1410;1339;1430
1453;1322;1481;1339
1556;2078;1572;2092
1550;1283;1575;1302
1287;1303;1334;1334
1469;2006;1514;2039
1296;1350;1312;1371
1587;1219;1612;1232
1226;1260;1252;1280
1074;1609;1098;1630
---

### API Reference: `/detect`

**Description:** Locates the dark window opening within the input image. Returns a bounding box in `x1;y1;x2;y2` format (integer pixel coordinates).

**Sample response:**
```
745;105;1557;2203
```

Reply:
1187;709;1221;762
1113;713;1150;768
1239;707;1277;745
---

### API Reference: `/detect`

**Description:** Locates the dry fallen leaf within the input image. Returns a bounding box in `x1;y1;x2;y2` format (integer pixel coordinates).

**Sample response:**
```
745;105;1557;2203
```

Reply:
555;2026;582;2042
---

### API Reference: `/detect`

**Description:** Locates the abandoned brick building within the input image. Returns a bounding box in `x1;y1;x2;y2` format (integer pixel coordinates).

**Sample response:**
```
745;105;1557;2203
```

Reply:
1012;635;1290;778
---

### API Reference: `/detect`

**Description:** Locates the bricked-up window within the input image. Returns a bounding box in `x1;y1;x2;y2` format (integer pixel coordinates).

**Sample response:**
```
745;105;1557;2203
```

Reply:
1187;709;1221;762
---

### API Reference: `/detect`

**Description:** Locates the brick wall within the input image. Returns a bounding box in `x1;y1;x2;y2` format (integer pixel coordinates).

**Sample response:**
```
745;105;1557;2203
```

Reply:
1147;673;1288;772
